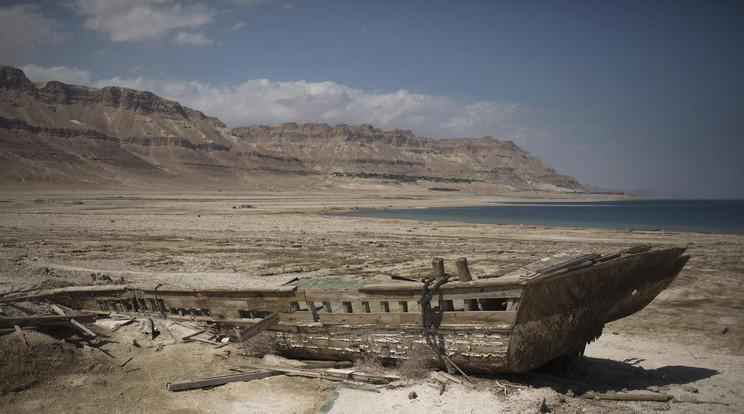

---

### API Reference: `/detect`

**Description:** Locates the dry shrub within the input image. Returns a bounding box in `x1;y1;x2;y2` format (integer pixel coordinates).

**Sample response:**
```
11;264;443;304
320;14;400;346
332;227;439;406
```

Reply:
397;352;432;379
240;333;278;357
353;353;386;375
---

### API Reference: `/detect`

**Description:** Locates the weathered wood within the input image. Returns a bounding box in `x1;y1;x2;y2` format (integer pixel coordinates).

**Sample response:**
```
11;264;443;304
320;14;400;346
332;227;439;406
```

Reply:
181;328;208;340
457;258;479;311
0;314;96;328
234;312;279;342
14;325;29;347
167;370;278;391
455;258;472;281
323;301;332;313
582;392;672;402
225;360;353;370
69;319;97;337
316;310;517;326
238;363;399;384
432;258;445;279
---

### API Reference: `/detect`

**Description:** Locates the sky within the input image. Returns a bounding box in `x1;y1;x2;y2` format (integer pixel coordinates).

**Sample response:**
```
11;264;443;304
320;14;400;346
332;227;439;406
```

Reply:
1;0;742;198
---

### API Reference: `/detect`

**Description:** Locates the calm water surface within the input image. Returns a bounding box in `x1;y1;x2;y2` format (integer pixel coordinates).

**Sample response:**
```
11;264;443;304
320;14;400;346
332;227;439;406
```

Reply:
342;199;744;234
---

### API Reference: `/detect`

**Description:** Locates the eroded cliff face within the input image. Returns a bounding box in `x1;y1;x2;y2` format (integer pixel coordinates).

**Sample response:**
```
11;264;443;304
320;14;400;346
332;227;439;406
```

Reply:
234;123;584;192
0;66;583;193
0;66;315;190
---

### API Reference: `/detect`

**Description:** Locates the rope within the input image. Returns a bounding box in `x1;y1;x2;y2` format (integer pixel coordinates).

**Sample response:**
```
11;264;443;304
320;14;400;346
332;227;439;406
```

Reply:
420;273;472;381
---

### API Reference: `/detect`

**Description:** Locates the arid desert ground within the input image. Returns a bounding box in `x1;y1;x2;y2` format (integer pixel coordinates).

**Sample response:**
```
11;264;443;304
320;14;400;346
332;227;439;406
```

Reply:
0;191;742;413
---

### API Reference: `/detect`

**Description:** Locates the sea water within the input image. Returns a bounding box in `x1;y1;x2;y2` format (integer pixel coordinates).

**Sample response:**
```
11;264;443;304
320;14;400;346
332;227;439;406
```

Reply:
342;199;744;234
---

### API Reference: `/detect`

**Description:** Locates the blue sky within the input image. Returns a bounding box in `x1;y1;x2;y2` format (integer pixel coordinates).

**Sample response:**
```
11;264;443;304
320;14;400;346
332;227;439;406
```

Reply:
1;0;743;198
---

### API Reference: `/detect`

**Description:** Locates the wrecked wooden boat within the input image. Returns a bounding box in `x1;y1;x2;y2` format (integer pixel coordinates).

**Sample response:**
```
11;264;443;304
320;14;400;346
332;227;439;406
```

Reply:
4;245;688;374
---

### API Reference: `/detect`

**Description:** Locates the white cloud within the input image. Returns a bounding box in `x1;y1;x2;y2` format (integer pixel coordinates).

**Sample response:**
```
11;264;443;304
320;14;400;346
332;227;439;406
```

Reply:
16;64;529;140
227;22;245;31
0;4;70;60
173;31;218;46
75;0;215;42
94;75;526;139
20;64;93;85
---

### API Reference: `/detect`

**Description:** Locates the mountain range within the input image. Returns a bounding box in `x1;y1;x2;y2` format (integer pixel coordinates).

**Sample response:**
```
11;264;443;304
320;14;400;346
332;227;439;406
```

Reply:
0;65;584;193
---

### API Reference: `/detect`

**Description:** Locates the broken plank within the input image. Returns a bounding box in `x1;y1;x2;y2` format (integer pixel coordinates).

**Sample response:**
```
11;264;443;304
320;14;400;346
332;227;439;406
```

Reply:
234;312;279;342
582;392;672;402
181;328;208;340
69;319;97;337
14;325;29;347
166;370;278;392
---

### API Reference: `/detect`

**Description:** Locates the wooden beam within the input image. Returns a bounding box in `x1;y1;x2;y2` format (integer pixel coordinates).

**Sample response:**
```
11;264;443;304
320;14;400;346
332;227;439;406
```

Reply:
455;258;472;281
0;314;96;328
167;370;279;391
432;258;445;280
582;392;672;402
69;319;97;337
234;312;279;342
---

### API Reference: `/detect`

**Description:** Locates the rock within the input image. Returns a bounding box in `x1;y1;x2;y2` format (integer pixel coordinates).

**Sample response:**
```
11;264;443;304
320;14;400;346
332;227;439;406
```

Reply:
683;385;699;393
408;391;417;400
721;327;729;335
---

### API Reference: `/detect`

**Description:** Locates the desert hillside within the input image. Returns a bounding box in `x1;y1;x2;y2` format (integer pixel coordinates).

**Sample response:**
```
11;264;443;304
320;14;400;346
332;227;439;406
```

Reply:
0;66;583;193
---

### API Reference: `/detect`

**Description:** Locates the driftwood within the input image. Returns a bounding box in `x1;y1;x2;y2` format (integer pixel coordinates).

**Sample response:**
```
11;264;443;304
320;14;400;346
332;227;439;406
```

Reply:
237;363;399;384
582;392;672;402
166;370;278;392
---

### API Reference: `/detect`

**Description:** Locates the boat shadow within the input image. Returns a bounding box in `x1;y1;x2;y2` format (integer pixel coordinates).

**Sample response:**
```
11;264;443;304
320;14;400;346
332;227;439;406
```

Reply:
511;356;719;393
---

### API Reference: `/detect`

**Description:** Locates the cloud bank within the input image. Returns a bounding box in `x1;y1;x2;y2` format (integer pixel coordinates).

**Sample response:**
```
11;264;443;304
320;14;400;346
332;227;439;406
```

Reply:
21;64;530;140
0;4;70;60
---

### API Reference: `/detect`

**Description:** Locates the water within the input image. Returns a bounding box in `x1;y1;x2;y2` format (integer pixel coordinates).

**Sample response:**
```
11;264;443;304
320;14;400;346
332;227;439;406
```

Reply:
342;199;744;234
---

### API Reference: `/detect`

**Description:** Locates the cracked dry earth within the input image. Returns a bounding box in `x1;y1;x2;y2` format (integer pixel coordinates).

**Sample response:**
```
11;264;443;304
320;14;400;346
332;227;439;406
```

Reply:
0;194;742;413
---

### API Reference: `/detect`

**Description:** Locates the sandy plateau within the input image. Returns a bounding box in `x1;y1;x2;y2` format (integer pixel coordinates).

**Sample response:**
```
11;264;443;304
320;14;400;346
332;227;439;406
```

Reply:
0;191;742;414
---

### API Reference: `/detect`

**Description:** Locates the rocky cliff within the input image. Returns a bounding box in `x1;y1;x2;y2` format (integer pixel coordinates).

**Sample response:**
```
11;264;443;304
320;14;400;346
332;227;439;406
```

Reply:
234;123;583;192
0;66;584;193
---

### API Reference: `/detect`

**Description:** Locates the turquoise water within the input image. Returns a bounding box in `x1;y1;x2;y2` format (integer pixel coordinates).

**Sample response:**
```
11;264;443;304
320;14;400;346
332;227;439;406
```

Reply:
342;199;744;234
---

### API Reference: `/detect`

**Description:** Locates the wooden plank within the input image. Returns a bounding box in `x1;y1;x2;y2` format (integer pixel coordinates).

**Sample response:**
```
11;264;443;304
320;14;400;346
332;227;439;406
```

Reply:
167;370;279;391
0;314;96;328
181;328;208;340
318;310;517;326
69;319;97;337
238;363;399;384
582;392;672;402
14;325;29;347
234;312;279;342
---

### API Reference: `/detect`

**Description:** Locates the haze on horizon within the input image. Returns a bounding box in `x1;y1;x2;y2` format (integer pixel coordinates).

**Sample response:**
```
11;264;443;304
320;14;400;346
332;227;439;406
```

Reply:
1;0;742;199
